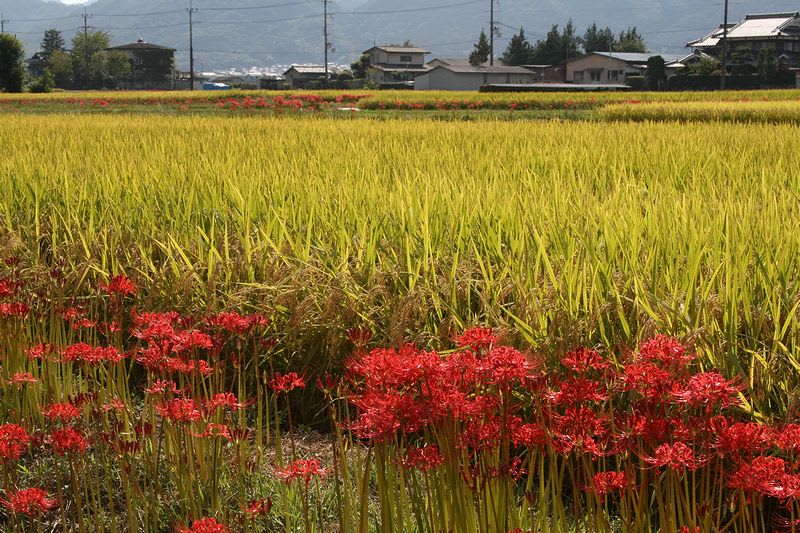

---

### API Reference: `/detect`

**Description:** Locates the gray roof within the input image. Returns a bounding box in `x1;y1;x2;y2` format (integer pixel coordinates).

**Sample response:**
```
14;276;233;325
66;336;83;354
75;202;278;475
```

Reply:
688;12;800;47
108;39;175;52
425;64;537;74
590;51;684;64
283;65;341;75
366;45;430;54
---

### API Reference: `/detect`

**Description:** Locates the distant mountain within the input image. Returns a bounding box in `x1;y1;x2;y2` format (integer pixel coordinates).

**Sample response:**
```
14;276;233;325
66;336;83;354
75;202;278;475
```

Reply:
4;0;799;70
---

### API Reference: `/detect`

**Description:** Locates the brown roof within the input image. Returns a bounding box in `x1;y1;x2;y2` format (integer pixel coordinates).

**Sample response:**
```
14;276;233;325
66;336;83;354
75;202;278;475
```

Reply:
108;39;176;52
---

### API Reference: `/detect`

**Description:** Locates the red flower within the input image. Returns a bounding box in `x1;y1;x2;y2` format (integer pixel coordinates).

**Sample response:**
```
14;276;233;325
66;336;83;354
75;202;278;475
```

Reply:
591;471;628;496
0;487;56;516
193;424;232;440
275;459;326;485
512;422;546;448
176;517;231;533
456;327;498;351
101;274;137;297
61;343;124;365
401;445;444;472
50;427;88;455
638;335;694;370
27;343;56;360
245;497;272;517
480;346;530;386
270;372;306;393
0;424;31;462
157;398;202;423
646;442;701;472
560;347;609;374
205;392;249;412
43;402;82;422
674;371;742;409
6;372;38;388
728;456;786;495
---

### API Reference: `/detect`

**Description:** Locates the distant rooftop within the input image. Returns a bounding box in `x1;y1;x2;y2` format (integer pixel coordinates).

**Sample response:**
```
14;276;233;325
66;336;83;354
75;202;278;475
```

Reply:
108;38;176;52
426;64;537;74
365;45;430;54
590;51;685;64
688;12;800;47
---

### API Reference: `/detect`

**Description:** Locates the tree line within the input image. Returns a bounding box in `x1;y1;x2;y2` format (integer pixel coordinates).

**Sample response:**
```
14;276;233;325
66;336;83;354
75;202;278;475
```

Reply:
469;21;647;66
0;29;132;93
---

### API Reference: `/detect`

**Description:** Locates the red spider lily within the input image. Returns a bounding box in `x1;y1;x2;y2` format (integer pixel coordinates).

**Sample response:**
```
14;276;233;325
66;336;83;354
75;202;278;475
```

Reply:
131;311;180;341
0;487;56;516
176;517;232;533
205;311;268;334
0;424;31;461
551;406;610;456
193;424;232;440
171;330;214;352
638;335;694;370
714;420;772;457
42;402;82;422
401;445;444;472
560;347;610;374
456;326;498;351
61;343;124;365
270;372;306;393
245;497;272;517
102;399;126;413
728;455;786;495
27;343;56;360
205;393;251;413
547;376;609;406
0;302;29;319
645;442;702;472
348;345;440;390
674;371;743;409
512;422;547;448
772;424;800;452
100;274;137;297
157;398;202;423
5;372;38;388
591;471;629;496
349;390;431;441
144;379;185;396
622;361;679;399
49;427;88;455
479;346;531;387
316;373;339;394
275;459;327;485
346;326;373;349
0;278;15;298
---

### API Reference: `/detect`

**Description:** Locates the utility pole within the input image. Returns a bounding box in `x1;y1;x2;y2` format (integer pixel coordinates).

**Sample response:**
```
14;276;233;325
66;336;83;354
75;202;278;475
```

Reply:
720;0;729;90
489;0;494;65
0;14;8;34
188;0;197;91
323;0;331;87
82;8;92;89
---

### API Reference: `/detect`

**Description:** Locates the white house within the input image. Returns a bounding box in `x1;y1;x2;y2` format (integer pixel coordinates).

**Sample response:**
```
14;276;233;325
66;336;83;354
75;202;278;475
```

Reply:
364;45;430;85
414;64;542;91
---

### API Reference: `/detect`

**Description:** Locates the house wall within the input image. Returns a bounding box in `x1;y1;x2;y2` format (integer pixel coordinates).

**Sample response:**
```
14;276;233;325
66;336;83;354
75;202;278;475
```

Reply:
415;69;540;91
566;55;640;84
368;50;426;67
796;71;800;88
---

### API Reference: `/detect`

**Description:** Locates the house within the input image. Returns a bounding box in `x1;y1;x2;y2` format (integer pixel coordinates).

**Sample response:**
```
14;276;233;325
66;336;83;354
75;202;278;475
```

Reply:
687;12;800;68
564;52;683;84
414;64;542;91
258;74;284;90
521;64;564;82
793;68;800;87
363;45;430;86
666;50;718;70
25;53;47;78
283;65;338;89
106;39;176;90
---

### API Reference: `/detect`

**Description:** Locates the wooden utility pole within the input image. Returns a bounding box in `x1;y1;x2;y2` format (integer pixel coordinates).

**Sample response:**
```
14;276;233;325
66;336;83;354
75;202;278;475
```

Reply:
0;15;9;34
82;8;92;89
188;0;197;91
489;0;494;65
324;0;332;87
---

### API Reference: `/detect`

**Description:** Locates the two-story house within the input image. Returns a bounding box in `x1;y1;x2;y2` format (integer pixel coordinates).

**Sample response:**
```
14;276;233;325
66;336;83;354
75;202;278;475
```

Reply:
107;39;176;90
363;45;430;87
687;12;800;68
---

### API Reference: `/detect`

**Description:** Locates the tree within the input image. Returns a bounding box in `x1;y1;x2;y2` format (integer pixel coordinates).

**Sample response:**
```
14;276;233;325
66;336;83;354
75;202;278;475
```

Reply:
529;22;580;65
0;33;25;93
691;56;720;76
646;55;667;90
616;27;646;53
730;46;755;76
583;23;615;53
469;30;490;66
28;69;55;93
501;28;534;66
757;49;777;81
350;53;370;79
40;29;65;64
93;50;131;88
71;29;111;89
561;20;581;60
49;49;73;88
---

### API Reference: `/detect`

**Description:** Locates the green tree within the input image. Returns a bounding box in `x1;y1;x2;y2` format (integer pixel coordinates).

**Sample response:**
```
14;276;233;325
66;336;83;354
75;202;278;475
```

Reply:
93;50;131;88
350;53;370;79
50;49;73;88
501;27;534;65
0;33;25;93
71;29;111;89
646;55;667;90
40;29;65;64
28;69;55;93
469;30;491;66
616;27;646;53
583;23;615;53
730;46;755;76
691;56;720;76
561;20;581;60
529;25;561;65
757;49;777;81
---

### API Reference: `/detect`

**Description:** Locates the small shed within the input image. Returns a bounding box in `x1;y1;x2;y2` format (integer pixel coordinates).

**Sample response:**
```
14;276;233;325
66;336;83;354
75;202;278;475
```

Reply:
414;64;541;91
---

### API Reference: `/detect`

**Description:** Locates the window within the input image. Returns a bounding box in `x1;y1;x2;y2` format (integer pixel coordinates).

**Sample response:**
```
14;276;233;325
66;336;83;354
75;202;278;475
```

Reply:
608;69;620;82
590;70;602;82
573;71;584;82
400;55;412;63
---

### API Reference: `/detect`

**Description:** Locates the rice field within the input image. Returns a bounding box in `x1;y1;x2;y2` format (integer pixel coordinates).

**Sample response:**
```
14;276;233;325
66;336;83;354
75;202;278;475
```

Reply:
2;96;800;531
